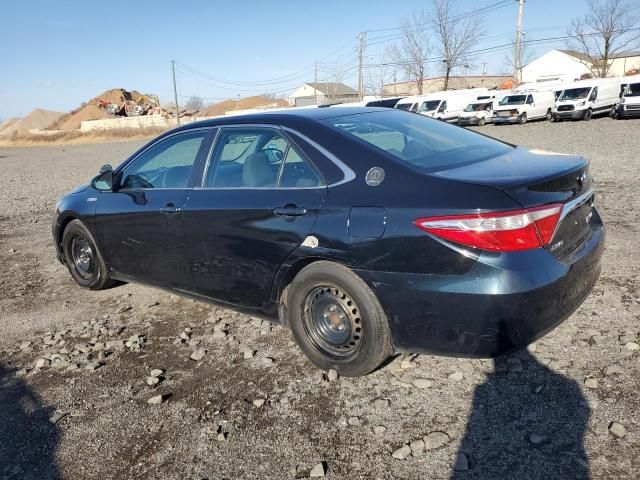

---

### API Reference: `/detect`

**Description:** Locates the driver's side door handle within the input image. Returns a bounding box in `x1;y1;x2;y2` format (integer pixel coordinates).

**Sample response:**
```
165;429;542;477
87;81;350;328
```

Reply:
274;206;307;217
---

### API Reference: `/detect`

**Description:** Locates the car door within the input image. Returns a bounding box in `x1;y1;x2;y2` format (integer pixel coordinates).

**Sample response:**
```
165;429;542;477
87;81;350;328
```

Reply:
182;126;327;310
94;128;211;290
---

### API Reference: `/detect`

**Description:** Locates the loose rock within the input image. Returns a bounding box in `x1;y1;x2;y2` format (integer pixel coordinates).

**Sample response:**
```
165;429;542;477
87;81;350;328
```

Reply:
190;348;207;361
327;369;339;382
412;378;435;389
410;439;425;456
453;453;469;471
392;444;412;460
424;431;450;450
147;394;166;405
253;398;266;408
608;422;626;438
309;462;326;477
529;433;548;445
584;378;598;389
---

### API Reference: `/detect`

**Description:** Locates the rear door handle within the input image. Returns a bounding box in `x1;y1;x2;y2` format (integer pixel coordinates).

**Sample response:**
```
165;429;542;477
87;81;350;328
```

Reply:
274;205;308;217
160;203;181;215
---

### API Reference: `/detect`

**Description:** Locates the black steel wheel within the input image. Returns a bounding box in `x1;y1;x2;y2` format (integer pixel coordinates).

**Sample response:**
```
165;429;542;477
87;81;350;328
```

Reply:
286;261;392;377
62;219;114;290
302;286;363;358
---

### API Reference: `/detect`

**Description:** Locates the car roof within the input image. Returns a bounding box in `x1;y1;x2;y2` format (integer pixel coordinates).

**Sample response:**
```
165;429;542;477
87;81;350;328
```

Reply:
175;106;392;131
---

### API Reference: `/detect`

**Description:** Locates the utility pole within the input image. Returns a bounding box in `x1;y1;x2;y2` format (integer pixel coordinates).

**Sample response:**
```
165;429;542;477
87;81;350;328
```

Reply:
314;60;318;105
514;0;524;84
481;62;487;87
171;60;180;126
357;32;366;101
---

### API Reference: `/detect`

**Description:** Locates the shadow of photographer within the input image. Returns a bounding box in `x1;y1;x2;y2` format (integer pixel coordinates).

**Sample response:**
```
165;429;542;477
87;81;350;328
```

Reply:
0;364;60;480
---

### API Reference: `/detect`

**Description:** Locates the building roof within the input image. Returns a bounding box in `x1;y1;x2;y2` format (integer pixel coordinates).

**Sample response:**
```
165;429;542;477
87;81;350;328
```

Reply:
559;49;640;62
306;82;358;95
559;50;594;63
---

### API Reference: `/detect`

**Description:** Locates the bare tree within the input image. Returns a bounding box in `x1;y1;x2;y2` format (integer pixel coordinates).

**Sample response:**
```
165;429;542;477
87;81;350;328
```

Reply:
432;0;484;90
389;10;432;95
567;0;640;77
184;96;204;111
504;34;533;82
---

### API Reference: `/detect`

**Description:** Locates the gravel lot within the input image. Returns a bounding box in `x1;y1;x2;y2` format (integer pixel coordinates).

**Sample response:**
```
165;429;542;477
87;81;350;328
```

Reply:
0;117;638;479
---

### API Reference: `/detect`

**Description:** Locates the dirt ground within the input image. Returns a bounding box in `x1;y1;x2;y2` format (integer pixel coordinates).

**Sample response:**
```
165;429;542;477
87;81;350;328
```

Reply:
0;117;638;480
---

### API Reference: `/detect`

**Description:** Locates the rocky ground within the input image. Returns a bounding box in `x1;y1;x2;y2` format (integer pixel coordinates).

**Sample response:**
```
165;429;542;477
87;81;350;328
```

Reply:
0;117;638;479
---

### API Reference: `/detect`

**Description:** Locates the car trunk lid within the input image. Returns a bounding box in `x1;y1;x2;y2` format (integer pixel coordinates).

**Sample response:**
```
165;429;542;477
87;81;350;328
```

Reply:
431;147;594;257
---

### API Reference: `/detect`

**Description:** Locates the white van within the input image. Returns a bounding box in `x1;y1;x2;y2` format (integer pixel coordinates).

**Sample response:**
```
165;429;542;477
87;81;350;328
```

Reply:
457;100;495;126
553;77;621;121
614;75;640;119
395;89;488;122
493;90;556;124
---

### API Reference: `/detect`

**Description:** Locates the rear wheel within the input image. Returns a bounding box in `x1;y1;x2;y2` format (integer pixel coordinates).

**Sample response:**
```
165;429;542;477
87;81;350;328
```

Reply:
545;109;552;121
518;113;527;125
285;261;392;377
62;220;113;290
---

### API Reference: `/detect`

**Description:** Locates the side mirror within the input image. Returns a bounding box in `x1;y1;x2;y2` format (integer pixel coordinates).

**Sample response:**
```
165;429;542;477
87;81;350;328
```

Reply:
92;164;114;191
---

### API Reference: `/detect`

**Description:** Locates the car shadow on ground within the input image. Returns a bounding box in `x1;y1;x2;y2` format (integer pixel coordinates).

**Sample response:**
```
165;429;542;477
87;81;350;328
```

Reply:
451;346;590;480
0;364;60;480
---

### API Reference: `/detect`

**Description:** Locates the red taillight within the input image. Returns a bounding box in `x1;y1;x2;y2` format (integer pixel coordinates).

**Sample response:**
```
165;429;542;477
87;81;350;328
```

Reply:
414;204;563;252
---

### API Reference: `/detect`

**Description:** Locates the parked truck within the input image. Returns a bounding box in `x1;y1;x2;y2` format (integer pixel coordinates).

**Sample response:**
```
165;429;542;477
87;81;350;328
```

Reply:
395;89;489;122
552;77;620;121
493;89;556;125
614;75;640;119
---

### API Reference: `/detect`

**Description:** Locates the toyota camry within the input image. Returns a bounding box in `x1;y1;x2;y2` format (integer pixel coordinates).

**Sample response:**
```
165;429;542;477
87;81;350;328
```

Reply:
53;107;604;376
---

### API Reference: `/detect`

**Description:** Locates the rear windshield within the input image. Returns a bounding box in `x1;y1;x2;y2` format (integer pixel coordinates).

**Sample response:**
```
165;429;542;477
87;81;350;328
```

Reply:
321;110;512;172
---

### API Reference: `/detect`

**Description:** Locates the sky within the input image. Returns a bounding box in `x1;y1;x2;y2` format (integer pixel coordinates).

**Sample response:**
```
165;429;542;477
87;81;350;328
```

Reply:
0;0;594;119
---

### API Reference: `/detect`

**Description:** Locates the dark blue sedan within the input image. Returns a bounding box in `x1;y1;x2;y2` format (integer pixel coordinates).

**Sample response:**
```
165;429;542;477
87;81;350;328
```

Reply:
52;107;604;376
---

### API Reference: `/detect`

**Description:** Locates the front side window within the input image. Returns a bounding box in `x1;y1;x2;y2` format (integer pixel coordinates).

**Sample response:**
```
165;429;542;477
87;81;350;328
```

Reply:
322;110;512;173
589;87;598;101
120;130;208;189
204;127;323;188
526;95;534;104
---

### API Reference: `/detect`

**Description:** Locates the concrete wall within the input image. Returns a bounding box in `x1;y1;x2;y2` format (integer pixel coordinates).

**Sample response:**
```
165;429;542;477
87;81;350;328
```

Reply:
80;115;220;132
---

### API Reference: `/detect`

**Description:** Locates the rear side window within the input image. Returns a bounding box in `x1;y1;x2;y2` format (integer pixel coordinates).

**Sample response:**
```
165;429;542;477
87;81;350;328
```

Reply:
204;127;323;188
322;110;512;172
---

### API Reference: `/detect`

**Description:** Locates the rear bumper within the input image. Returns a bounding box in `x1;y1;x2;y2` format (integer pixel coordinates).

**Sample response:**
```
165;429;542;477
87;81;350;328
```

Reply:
356;212;605;358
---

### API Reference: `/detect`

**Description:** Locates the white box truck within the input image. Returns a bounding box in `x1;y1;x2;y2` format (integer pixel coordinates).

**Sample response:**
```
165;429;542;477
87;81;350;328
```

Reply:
552;77;621;121
395;89;488;122
614;75;640;119
492;89;556;124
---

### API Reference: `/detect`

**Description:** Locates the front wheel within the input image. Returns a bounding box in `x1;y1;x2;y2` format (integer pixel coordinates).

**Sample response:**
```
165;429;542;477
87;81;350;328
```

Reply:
478;117;486;126
518;113;527;125
62;219;114;290
583;109;592;121
285;261;392;377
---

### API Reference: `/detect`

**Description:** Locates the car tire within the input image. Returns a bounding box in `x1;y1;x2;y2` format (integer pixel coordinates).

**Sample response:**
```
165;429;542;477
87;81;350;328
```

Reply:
518;113;527;125
478;117;486;126
545;109;552;121
62;219;114;290
584;109;592;121
285;261;392;377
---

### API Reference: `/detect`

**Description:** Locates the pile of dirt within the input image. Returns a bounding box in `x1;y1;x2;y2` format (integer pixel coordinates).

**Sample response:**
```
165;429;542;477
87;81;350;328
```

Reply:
198;95;289;117
0;109;64;136
0;118;21;135
49;88;145;130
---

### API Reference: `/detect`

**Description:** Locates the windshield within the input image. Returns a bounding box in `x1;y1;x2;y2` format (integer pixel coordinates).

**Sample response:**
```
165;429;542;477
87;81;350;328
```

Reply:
464;102;492;112
395;102;413;111
499;95;526;105
321;110;512;173
418;100;442;112
623;83;640;97
559;87;591;100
